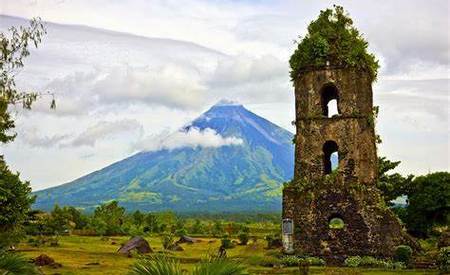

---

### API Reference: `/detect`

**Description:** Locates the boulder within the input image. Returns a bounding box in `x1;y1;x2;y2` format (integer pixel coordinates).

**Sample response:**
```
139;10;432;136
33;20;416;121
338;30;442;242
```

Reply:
118;236;152;256
33;254;62;268
177;235;200;244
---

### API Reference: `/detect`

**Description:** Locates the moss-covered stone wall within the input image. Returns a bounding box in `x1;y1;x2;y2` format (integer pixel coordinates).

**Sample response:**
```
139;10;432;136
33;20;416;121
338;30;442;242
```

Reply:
283;66;417;265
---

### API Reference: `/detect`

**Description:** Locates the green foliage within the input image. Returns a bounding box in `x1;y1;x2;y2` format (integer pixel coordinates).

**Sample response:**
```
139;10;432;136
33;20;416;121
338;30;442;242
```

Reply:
161;232;176;250
0;18;52;250
289;5;379;81
0;18;51;142
377;157;414;205
90;201;125;236
190;219;205;235
406;172;450;237
280;255;299;267
220;236;235;249
129;254;247;275
344;256;361;267
280;256;325;267
328;217;345;229
237;232;249;245
0;157;35;248
192;256;246;275
344;256;405;269
264;234;282;249
438;247;450;273
394;245;413;265
143;213;161;233
129;254;182;275
0;251;38;275
211;220;225;237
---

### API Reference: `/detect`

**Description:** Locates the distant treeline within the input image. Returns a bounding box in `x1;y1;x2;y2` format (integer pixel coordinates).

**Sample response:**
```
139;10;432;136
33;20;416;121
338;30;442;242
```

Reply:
25;201;280;239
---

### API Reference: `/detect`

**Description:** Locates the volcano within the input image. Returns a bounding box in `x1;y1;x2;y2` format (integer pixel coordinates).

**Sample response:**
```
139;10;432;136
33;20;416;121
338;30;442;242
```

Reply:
34;101;294;212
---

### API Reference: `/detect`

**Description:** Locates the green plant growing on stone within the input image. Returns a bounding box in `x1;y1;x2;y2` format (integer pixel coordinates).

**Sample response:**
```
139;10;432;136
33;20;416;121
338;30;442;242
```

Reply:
438;247;450;273
394;245;413;265
289;5;379;81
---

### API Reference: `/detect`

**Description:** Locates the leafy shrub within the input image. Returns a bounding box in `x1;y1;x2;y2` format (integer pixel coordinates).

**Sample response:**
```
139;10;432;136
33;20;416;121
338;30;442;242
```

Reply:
280;255;300;267
130;254;247;275
27;235;59;247
305;257;325;266
0;251;39;275
264;234;282;249
220;237;235;249
394;245;412;265
192;256;246;275
129;254;182;275
237;233;249;245
344;256;361;267
359;256;382;267
438;247;450;273
345;256;405;270
161;233;175;250
279;255;325;267
289;5;379;81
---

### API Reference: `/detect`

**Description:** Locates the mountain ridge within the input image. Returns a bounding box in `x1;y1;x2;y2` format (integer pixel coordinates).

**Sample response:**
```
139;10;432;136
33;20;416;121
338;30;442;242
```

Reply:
33;102;294;212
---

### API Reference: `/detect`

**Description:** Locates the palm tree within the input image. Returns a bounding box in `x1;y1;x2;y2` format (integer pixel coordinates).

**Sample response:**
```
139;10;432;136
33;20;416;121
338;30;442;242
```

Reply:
129;254;183;275
129;254;247;275
192;256;247;275
0;252;38;275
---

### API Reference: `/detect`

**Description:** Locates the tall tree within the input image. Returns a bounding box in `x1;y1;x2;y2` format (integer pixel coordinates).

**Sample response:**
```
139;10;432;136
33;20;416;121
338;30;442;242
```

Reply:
0;18;49;249
377;157;414;205
406;172;450;237
91;201;125;235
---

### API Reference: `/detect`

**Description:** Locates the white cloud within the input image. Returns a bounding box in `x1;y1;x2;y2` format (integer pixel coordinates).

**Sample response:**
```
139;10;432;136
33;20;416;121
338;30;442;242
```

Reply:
69;119;144;147
0;0;448;190
134;127;243;152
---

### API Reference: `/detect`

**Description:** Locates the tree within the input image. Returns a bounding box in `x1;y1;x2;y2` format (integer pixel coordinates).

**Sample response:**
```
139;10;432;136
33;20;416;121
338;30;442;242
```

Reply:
406;172;450;237
289;5;379;81
144;213;160;233
91;201;125;235
0;158;35;248
377;157;414;205
0;18;49;248
131;210;145;227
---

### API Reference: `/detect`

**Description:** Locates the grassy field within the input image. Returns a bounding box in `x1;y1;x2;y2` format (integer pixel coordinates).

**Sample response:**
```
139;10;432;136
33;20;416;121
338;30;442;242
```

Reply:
17;235;438;275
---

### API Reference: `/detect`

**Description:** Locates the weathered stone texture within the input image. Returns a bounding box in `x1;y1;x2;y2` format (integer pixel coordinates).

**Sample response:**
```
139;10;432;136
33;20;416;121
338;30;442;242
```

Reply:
283;66;416;264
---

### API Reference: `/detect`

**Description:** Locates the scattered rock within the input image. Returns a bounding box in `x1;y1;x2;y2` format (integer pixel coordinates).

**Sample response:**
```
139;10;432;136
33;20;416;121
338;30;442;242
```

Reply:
177;235;200;244
86;262;100;266
111;241;117;245
168;244;184;251
33;254;55;266
118;236;152;256
50;262;63;269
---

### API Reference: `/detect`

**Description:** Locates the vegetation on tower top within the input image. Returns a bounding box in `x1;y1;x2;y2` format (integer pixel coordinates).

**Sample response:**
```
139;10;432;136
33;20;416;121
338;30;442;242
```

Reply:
289;5;379;82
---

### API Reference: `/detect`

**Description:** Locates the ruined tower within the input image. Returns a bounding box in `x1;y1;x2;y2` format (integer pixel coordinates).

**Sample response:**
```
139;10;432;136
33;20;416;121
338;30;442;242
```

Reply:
282;65;415;263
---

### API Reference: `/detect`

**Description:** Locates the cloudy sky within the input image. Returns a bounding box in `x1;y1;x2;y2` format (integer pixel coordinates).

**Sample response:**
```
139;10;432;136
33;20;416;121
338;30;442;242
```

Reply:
0;0;448;191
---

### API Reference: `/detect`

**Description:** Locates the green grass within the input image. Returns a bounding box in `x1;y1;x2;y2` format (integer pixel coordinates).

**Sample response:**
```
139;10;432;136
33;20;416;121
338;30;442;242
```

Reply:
17;235;439;274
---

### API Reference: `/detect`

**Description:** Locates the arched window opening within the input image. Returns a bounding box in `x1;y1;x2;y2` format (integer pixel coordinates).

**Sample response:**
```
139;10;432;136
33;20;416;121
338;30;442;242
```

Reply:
321;84;339;117
327;99;339;117
323;140;338;175
329;216;345;229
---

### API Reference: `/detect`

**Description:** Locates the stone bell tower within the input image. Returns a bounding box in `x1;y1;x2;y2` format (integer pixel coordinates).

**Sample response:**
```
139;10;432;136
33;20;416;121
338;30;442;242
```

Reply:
282;65;416;264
